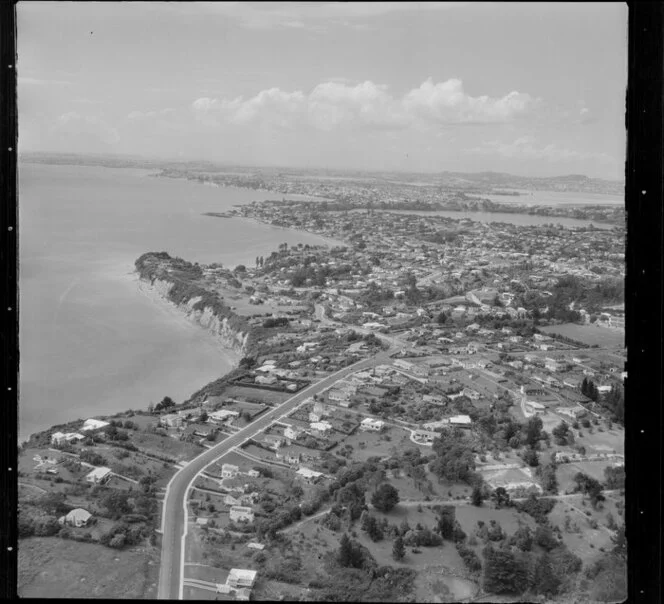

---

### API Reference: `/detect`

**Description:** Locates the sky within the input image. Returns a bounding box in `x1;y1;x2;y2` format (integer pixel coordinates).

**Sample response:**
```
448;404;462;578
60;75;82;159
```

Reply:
17;2;627;179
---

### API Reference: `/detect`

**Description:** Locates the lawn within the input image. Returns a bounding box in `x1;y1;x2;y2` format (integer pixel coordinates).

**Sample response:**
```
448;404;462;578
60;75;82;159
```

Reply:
556;460;616;493
455;504;536;537
18;537;160;599
576;428;625;455
129;430;204;462
222;385;291;406
539;323;624;348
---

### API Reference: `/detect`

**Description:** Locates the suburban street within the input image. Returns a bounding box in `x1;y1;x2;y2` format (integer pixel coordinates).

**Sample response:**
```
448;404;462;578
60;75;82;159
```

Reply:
157;351;390;600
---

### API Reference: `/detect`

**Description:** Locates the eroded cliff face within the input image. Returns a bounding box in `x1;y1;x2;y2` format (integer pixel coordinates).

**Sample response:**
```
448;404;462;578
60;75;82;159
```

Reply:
142;277;249;354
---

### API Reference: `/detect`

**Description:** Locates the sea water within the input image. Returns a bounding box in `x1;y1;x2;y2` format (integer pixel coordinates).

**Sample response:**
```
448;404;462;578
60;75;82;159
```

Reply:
18;162;341;442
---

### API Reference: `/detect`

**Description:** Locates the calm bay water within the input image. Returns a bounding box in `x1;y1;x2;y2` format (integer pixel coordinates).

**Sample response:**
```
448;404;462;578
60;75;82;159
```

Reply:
18;163;342;442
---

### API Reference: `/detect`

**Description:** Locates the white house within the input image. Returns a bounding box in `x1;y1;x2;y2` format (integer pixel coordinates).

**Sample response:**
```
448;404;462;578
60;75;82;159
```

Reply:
556;406;585;419
51;432;85;446
525;401;546;414
296;467;323;483
449;414;472;426
284;425;304;441
221;463;240;479
310;421;333;436
229;506;254;523
209;409;240;424
85;467;112;484
160;413;183;429
327;388;348;402
359;417;384;432
58;508;92;528
412;429;437;444
81;418;110;432
227;568;258;589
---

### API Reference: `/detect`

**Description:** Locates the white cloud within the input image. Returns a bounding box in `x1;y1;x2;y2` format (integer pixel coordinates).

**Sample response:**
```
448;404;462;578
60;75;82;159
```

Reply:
404;78;535;124
166;2;469;30
128;108;176;120
52;111;120;145
191;78;535;132
469;136;617;164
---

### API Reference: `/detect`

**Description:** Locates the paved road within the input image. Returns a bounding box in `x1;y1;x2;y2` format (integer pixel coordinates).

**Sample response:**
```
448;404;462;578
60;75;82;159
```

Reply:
157;351;390;600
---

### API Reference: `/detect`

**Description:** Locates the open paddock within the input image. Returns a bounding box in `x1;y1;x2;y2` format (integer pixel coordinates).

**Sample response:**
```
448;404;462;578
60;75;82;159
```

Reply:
556;460;616;492
18;537;160;599
576;428;624;456
539;323;624;348
221;386;291;406
455;503;537;536
128;430;203;462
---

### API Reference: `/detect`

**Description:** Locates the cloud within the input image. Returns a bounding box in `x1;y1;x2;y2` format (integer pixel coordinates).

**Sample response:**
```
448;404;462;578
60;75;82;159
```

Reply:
403;78;536;125
191;78;535;132
128;108;176;120
52;111;120;145
468;136;617;164
166;2;469;30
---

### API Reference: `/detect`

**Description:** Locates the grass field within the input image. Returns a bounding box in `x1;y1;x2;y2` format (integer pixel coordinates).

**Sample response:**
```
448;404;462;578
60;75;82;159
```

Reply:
539;323;624;348
18;537;160;599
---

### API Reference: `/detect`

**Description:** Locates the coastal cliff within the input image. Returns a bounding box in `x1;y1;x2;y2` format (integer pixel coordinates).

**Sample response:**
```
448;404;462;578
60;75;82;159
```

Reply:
135;252;252;356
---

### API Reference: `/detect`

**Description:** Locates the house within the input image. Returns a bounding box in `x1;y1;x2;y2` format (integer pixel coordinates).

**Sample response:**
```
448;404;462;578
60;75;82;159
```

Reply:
262;434;284;450
449;414;472;427
221;463;240;479
159;413;183;429
209;409;240;424
310;421;333;436
51;432;85;446
58;508;92;528
229;506;255;523
81;418;110;432
413;429;437;444
227;569;258;589
247;542;265;550
556;406;586;420
85;467;112;484
525;401;546;414
327;388;348;402
359;417;385;432
462;388;481;401
284;425;304;441
296;466;324;483
255;374;278;385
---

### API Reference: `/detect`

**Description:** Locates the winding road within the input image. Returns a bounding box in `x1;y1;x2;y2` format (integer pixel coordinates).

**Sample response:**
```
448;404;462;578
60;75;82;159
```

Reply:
157;350;390;599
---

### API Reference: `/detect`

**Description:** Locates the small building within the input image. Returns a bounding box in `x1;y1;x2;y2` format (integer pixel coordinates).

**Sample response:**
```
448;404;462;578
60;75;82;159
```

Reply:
413;429;437;444
229;506;255;523
359;417;385;432
209;409;240;425
58;508;92;528
159;413;183;429
247;542;265;550
262;434;284;450
227;569;258;590
525;401;546;414
81;418;110;432
310;421;333;436
51;431;85;446
284;425;304;441
85;466;112;484
556;406;586;419
221;463;240;479
449;414;472;427
296;466;324;483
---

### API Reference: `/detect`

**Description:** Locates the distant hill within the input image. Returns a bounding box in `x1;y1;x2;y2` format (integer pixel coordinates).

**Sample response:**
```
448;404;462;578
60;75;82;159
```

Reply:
19;151;624;196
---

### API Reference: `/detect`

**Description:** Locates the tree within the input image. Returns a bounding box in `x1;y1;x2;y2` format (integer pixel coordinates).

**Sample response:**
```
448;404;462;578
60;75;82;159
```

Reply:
436;311;447;325
552;421;572;446
392;535;406;561
471;485;484;507
199;410;208;423
482;546;529;595
532;553;561;597
524;416;543;447
437;505;456;540
491;487;511;509
523;448;540;467
371;483;399;513
155;396;175;412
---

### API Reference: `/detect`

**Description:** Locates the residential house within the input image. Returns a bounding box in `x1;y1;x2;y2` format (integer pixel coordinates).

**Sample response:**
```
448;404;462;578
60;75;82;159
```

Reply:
262;434;284;450
359;417;385;432
227;569;258;589
221;463;240;479
209;409;239;425
160;413;183;429
58;508;92;528
449;414;472;427
296;467;324;483
81;418;110;432
309;421;333;437
229;506;255;523
412;429;437;444
284;425;304;441
85;467;112;484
